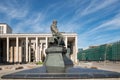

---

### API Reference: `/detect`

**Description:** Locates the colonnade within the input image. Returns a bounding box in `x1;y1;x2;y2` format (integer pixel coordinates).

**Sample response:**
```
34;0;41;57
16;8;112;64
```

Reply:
0;35;77;63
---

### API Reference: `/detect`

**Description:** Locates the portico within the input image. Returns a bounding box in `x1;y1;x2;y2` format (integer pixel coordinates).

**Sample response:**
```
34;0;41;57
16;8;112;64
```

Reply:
0;33;78;63
0;23;78;64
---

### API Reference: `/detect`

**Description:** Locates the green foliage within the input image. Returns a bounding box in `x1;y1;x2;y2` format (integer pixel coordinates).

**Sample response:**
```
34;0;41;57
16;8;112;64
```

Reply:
36;61;43;65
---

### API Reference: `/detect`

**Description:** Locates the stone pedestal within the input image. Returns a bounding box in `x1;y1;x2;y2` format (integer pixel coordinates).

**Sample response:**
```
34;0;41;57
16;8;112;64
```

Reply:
63;54;73;69
44;46;65;73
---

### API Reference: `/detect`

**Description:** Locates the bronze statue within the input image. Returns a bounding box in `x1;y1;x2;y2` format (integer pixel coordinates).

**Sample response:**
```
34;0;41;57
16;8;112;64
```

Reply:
51;20;59;36
49;20;65;46
44;20;73;73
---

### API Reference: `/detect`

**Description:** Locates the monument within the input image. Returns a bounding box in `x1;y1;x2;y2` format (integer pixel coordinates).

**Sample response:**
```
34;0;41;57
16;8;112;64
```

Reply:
44;20;73;73
1;20;120;79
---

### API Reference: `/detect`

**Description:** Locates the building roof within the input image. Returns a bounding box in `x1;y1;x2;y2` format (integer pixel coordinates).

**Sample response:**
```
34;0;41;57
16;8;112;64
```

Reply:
0;33;77;38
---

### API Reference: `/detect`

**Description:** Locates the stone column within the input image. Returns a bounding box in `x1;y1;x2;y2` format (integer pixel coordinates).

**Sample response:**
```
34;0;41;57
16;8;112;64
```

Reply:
65;36;68;48
16;37;19;63
19;40;22;63
74;36;78;63
43;44;46;57
45;37;48;49
10;46;13;63
29;44;31;62
7;37;9;62
36;37;38;62
44;37;48;57
39;43;42;62
26;37;28;62
37;44;39;61
37;39;40;61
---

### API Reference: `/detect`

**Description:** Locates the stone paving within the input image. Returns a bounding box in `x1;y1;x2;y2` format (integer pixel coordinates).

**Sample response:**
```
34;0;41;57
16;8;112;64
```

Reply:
0;63;41;80
0;62;120;80
78;61;120;73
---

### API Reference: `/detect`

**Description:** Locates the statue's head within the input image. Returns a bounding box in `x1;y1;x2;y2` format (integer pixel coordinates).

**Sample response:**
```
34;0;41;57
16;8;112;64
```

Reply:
53;20;57;25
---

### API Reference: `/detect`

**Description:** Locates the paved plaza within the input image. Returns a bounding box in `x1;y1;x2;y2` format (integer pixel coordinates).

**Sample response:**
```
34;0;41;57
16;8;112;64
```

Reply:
0;62;120;80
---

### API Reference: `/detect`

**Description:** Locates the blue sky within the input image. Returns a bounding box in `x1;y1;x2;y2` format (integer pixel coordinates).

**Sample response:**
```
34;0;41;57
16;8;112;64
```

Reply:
0;0;120;49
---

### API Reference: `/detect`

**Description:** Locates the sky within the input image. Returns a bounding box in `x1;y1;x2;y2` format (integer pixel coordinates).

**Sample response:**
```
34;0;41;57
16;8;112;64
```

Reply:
0;0;120;49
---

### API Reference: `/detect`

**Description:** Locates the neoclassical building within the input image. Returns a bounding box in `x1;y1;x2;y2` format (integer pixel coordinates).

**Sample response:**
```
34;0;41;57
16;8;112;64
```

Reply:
0;23;78;64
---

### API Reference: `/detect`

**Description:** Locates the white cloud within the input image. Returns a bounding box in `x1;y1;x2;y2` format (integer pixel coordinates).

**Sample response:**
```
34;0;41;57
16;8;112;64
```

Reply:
86;14;120;35
0;0;29;19
80;0;118;16
12;8;57;34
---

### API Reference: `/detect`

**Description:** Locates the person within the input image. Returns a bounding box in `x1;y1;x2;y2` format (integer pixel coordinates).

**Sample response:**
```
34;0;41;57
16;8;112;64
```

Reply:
50;20;65;46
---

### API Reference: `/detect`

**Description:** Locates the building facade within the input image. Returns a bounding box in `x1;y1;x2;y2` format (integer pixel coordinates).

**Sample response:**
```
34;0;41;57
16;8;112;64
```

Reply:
0;23;12;34
0;24;78;64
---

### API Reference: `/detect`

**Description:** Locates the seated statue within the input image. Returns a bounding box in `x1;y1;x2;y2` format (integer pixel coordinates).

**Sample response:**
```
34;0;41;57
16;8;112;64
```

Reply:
44;20;73;73
49;20;65;47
